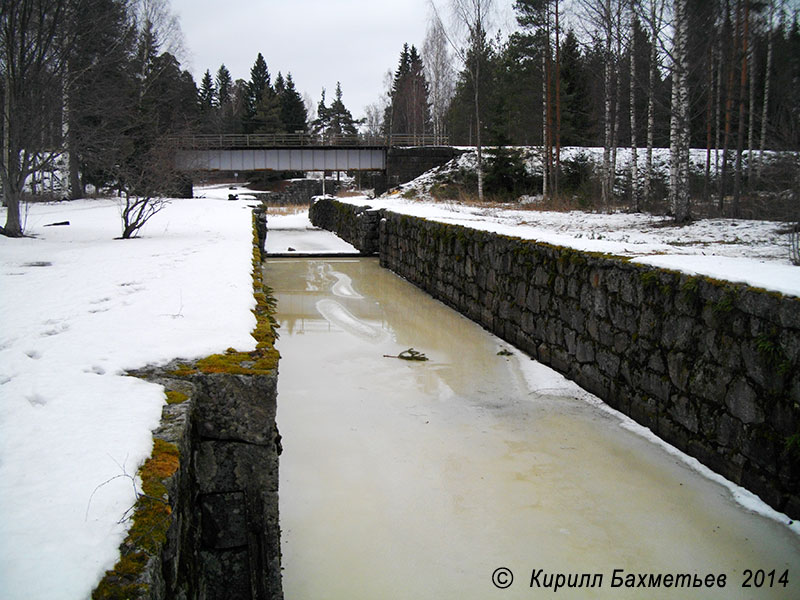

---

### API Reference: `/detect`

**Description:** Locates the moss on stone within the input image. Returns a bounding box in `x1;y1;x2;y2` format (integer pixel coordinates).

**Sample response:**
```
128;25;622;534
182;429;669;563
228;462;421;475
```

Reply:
92;439;179;598
164;390;188;405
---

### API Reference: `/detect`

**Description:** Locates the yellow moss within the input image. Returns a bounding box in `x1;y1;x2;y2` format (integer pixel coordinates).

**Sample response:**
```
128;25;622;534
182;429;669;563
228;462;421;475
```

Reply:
164;390;188;405
169;364;197;377
92;441;179;598
92;581;148;600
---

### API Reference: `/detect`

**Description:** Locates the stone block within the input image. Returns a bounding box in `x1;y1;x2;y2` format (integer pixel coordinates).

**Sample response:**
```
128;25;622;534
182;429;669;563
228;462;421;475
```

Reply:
193;373;278;445
576;338;595;364
596;348;621;378
199;548;252;600
667;352;691;391
667;395;699;433
201;491;247;550
716;413;743;448
688;362;732;403
725;376;765;424
195;441;279;494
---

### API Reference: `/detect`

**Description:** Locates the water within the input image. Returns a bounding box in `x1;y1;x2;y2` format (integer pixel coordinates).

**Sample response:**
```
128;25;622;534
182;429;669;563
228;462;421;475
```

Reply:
265;256;800;599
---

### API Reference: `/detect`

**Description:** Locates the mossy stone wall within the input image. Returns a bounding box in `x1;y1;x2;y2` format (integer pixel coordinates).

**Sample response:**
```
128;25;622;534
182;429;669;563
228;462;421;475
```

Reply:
93;213;283;599
314;198;800;519
309;197;382;254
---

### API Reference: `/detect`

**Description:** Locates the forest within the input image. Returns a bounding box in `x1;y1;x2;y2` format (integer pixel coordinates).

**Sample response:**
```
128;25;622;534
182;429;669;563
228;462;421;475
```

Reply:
2;0;799;237
378;0;800;218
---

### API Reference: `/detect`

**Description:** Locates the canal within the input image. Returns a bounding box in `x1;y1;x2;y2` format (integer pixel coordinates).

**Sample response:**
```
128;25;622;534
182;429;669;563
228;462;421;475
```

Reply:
264;255;799;599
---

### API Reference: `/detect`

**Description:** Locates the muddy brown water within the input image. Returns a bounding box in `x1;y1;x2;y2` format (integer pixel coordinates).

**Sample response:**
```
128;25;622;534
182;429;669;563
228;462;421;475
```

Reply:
264;256;799;600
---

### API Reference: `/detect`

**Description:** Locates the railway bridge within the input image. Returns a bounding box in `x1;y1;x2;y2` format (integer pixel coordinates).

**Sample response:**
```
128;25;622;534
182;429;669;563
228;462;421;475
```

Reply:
171;133;464;192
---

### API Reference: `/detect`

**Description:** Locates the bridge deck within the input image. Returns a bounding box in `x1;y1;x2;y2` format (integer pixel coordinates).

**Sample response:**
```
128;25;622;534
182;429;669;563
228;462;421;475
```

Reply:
175;147;387;172
169;133;449;150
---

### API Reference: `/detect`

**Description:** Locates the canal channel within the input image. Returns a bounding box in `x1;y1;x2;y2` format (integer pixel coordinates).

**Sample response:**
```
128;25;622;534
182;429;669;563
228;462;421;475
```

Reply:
264;254;799;599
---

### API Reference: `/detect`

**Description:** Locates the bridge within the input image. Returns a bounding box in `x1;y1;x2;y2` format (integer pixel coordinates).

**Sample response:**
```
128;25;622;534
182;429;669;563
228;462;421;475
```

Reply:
171;133;451;173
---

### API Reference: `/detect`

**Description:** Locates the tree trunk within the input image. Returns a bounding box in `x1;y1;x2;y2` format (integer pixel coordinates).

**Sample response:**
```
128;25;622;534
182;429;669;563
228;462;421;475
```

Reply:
554;0;561;199
733;0;749;217
670;0;691;222
602;0;613;207
630;13;639;211
645;0;657;207
542;48;549;198
715;29;723;202
475;48;484;201
757;0;774;181
611;6;622;207
720;0;738;211
2;66;23;237
704;43;714;203
746;15;755;188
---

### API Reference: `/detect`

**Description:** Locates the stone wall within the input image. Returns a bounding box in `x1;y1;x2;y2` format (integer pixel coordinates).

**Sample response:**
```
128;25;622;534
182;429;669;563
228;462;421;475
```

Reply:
309;197;382;254
385;146;465;191
93;216;283;599
313;199;800;518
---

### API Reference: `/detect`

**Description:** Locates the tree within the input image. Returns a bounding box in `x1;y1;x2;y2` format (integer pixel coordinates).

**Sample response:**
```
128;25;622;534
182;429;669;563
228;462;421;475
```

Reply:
114;8;195;238
244;52;271;133
326;82;360;137
386;44;432;139
669;0;691;222
515;0;563;197
199;69;215;109
64;0;137;199
1;0;78;236
424;16;455;143
215;64;232;107
442;0;495;201
278;72;308;133
311;88;330;137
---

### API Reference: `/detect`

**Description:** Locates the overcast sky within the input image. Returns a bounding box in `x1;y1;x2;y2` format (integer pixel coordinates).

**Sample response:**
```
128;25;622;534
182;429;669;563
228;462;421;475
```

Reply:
170;0;518;121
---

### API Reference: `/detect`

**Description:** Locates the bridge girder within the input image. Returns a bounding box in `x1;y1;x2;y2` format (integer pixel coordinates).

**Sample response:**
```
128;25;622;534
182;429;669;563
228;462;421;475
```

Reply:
175;147;386;172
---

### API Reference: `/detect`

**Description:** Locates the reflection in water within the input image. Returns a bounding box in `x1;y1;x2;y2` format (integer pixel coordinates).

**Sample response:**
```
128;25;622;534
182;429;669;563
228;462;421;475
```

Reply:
265;257;800;600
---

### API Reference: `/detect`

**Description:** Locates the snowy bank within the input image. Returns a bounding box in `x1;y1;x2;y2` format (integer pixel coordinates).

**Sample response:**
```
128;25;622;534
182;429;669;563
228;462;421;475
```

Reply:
333;195;800;297
0;197;257;599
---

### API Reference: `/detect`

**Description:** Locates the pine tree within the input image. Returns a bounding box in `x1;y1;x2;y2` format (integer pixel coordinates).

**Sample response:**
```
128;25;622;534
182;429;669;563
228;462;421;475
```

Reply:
215;64;233;107
326;82;360;137
312;88;330;137
279;73;309;133
244;52;272;133
385;44;432;139
199;69;215;108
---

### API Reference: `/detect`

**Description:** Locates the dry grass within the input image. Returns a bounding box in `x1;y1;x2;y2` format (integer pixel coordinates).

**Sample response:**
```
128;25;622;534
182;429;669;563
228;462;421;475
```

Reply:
262;205;306;216
336;189;370;198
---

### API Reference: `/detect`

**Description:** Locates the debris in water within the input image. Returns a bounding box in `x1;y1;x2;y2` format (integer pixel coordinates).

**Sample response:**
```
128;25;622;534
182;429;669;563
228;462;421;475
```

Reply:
384;348;429;361
497;348;513;356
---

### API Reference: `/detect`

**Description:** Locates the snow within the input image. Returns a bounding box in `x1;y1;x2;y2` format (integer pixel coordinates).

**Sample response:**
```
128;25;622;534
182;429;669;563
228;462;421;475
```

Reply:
332;194;800;297
0;173;797;599
0;195;258;600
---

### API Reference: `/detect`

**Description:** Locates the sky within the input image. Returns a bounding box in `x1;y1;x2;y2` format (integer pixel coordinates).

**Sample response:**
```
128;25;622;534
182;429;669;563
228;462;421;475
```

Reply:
170;0;519;121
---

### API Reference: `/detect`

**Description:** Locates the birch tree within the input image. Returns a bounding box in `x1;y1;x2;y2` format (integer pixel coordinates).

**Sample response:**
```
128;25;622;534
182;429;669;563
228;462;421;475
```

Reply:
732;0;750;215
578;0;629;207
441;0;495;201
756;0;775;181
629;8;639;210
424;15;456;144
669;0;691;222
643;0;666;206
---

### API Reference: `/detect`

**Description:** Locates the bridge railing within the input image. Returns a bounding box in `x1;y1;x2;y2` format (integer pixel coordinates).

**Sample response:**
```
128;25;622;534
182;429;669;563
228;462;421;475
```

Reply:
168;133;449;149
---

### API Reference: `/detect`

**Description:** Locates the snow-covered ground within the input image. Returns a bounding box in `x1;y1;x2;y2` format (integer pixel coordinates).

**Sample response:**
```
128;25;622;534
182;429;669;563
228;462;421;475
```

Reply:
0;190;259;599
333;194;800;297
